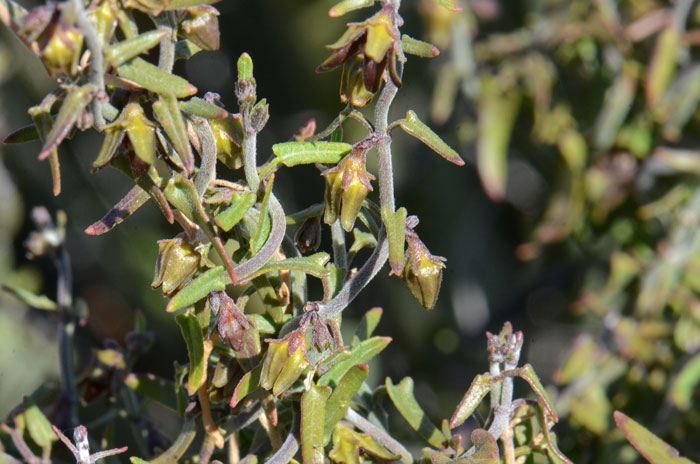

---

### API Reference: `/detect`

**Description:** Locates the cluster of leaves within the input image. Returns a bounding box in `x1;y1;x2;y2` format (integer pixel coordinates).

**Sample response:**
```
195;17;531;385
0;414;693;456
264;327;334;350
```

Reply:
423;0;700;461
0;0;582;463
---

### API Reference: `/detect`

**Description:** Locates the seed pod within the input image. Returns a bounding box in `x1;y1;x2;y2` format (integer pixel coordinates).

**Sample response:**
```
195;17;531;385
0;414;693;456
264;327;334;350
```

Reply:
180;5;220;51
151;238;201;296
322;149;375;232
402;231;445;310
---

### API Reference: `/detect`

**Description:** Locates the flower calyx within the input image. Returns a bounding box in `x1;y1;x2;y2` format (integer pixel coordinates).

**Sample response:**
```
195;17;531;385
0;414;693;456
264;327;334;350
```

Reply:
260;329;311;397
402;220;446;310
322;142;376;232
151;236;207;297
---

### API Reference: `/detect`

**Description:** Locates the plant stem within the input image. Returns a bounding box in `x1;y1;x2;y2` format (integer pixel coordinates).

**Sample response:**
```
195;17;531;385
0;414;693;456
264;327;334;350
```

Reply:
153;13;176;72
344;409;413;463
71;0;105;130
235;194;286;281
243;129;260;191
193;118;217;197
331;219;347;270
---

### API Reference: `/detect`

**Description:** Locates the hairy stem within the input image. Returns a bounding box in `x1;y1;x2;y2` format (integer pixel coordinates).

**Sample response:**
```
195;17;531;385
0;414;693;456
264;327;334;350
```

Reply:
243;129;260;191
373;80;400;213
153;13;176;72
71;0;105;130
344;409;413;463
193;118;217;197
235;194;286;281
331;219;347;270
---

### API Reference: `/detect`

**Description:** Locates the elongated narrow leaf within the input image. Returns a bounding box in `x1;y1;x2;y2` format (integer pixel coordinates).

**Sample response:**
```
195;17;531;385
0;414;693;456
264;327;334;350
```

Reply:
85;185;150;235
92;125;126;171
24;397;57;448
117;57;197;98
401;35;439;58
323;364;369;444
2;284;56;311
165;0;220;9
175;314;206;395
215;191;256;231
38;85;96;160
153;93;195;173
328;0;373;17
382;207;406;275
319;337;391;387
244;253;331;282
3;122;40;144
537;405;574;464
180;97;228;119
230;364;261;407
517;364;557;421
123;373;177;411
272;142;352;167
449;373;494;428
164;177;209;226
148;417;197;464
614;411;693;464
399;111;464;166
250;177;274;255
352;307;383;345
105;29;168;67
167;266;226;312
670;353;700;410
301;384;332;464
386;377;447;448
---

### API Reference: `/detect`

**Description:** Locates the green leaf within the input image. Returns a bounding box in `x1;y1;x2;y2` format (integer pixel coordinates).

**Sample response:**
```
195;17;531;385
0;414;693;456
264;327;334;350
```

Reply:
3;122;40;144
175;39;202;61
215;191;257;231
165;0;221;9
272;142;353;167
117;57;197;98
352;307;383;346
570;385;610;435
398;111;464;166
244;253;331;282
318;337;391;387
153;93;195;173
286;203;324;225
517;364;558;421
105;29;168;67
230;364;261;407
85;185;150;235
449;373;494;428
382;207;407;275
148;417;197;464
251;177;274;255
477;78;521;201
175;314;206;395
323;364;369;444
92;125;126;171
180;97;228;119
614;411;694;464
123;373;178;411
468;429;499;464
328;0;374;17
434;0;462;11
670;353;700;410
23;397;57;448
646;26;679;104
401;35;439;58
348;229;377;256
167;266;226;312
301;384;332;464
2;284;56;311
237;53;254;81
164;177;209;227
385;377;447;449
38;85;96;160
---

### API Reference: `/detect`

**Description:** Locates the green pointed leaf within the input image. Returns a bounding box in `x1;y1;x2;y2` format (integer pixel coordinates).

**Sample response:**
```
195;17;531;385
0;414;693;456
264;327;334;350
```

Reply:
348;229;377;256
215;191;257;231
449;373;494;428
237;53;253;81
85;185;150;235
614;411;694;464
180;97;228;119
123;373;177;411
175;39;202;61
148;417;197;464
164;177;209;226
382;207;407;275
230;364;261;407
251;177;274;255
272;142;353;167
301;384;332;464
3;122;40;144
328;0;374;17
536;404;574;464
352;307;383;345
2;284;56;311
477;78;521;201
401;35;439;58
92;125;126;171
399;111;464;166
165;0;220;9
167;266;226;312
517;364;558;421
385;377;447;448
319;336;391;387
468;429;499;464
244;252;331;283
670;353;700;410
38;85;96;160
175;314;206;395
105;29;168;67
117;57;197;98
23;397;57;448
323;364;369;444
153;93;195;173
286;203;324;225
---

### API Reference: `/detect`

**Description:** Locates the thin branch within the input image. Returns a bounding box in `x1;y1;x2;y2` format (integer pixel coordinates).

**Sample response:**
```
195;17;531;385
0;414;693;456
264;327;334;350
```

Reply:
71;0;105;130
344;409;413;463
331;219;347;270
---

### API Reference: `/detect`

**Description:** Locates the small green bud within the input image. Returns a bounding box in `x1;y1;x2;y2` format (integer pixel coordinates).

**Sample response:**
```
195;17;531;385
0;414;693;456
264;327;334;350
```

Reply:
402;231;445;310
151;238;201;296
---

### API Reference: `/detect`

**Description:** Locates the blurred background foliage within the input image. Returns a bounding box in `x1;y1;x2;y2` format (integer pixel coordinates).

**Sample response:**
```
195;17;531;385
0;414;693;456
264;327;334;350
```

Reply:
2;0;700;462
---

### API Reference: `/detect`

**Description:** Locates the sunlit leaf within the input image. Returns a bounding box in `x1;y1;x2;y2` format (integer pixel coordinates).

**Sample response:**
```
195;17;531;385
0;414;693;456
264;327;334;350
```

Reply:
614;411;694;464
328;0;373;17
105;29;168;67
670;353;700;410
117;57;197;98
24;397;57;448
318;337;391;387
517;364;558;422
215;191;257;232
175;313;207;395
167;266;226;312
323;364;369;444
153;93;195;173
301;383;332;464
385;377;447;448
398;110;464;166
180;97;228;119
382;207;407;275
38;85;96;160
85;185;150;235
2;284;56;311
352;307;383;345
401;35;439;58
449;373;494;428
272;141;353;167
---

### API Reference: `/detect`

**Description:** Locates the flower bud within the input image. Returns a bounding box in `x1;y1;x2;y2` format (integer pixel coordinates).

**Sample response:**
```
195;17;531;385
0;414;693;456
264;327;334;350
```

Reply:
340;55;375;107
402;232;445;310
180;5;220;51
250;98;269;133
295;216;322;254
260;332;309;396
210;115;244;170
151;238;201;296
322;149;375;232
41;28;84;77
